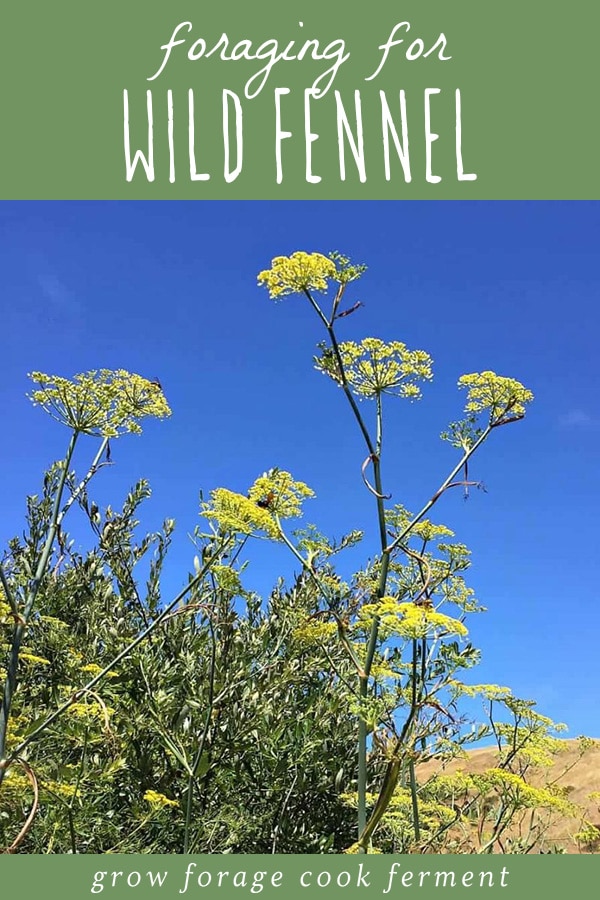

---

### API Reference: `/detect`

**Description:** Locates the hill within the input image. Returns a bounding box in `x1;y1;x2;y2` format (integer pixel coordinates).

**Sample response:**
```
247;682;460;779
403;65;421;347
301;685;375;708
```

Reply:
415;739;600;853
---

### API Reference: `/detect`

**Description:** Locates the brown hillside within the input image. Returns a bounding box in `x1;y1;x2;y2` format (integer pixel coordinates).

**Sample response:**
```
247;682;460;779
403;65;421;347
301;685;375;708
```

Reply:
416;739;600;853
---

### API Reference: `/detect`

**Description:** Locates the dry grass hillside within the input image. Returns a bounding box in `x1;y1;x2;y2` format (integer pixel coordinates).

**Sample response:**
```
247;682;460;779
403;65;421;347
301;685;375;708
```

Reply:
416;739;600;853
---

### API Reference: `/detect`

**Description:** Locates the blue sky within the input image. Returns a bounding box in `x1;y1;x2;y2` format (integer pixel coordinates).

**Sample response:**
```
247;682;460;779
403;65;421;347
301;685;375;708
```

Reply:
1;201;598;740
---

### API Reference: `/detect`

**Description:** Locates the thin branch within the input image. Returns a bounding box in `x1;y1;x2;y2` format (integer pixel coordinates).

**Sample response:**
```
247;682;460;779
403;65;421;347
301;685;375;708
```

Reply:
361;455;391;500
183;611;217;853
271;771;298;854
386;423;495;557
0;564;24;626
57;437;110;527
3;758;39;853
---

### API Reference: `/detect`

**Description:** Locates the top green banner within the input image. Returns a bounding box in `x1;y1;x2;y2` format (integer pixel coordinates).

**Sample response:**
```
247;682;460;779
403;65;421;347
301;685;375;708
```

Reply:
1;0;598;198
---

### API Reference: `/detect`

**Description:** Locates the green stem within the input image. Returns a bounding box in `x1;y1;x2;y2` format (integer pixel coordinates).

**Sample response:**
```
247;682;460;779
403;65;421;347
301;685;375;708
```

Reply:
408;640;421;844
304;287;376;457
67;727;89;853
57;437;109;527
326;324;376;457
28;431;79;614
357;678;368;838
408;758;421;844
183;614;217;853
357;422;396;847
0;564;20;624
304;291;395;851
357;703;418;850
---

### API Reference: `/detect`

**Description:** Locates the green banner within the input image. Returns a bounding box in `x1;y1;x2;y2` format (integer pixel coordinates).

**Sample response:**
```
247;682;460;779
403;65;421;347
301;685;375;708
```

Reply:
0;854;597;898
0;0;599;197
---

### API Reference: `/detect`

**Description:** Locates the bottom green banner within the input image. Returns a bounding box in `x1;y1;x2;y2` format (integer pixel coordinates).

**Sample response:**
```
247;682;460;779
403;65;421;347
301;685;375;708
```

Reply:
0;855;596;898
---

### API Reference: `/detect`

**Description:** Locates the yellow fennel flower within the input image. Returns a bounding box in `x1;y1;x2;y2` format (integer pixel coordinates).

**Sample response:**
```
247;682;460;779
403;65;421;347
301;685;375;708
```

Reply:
458;371;533;424
143;790;179;808
28;369;171;437
258;251;338;298
315;338;433;400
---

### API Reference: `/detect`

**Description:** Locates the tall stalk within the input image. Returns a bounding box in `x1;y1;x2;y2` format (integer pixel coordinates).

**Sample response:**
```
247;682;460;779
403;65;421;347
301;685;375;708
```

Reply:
264;262;529;852
302;286;393;846
183;611;217;853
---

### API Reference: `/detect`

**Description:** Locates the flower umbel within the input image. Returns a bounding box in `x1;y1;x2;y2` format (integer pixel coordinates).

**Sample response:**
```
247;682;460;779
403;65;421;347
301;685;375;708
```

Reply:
458;372;533;425
200;489;281;539
257;251;338;299
246;468;315;519
200;470;315;539
358;597;468;640
143;790;179;809
28;369;171;437
315;338;433;400
328;251;368;285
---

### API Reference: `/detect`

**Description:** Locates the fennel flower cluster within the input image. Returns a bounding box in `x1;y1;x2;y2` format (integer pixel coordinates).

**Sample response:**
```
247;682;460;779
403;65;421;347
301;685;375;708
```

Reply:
28;369;171;437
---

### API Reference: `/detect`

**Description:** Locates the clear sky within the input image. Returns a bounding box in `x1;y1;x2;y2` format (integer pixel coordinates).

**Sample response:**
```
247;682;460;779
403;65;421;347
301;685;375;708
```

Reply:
1;201;598;739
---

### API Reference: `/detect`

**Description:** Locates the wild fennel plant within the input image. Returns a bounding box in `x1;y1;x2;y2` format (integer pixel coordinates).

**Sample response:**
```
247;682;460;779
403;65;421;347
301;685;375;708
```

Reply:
2;259;594;854
257;251;534;850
